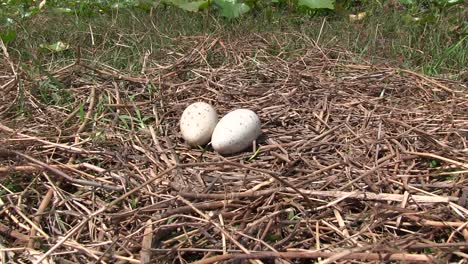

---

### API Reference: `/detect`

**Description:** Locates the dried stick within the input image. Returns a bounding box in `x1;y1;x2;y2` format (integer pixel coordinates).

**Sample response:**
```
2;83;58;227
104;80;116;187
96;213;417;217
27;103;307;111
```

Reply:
178;189;277;200
70;85;97;165
28;188;54;248
33;166;176;264
408;242;468;250
5;149;123;191
288;188;457;203
0;199;29;231
406;151;468;170
338;156;393;190
403;215;468;228
0;123;102;155
108;200;234;221
400;69;459;95
179;188;457;204
221;159;317;209
0;223;30;241
140;219;153;264
385;119;450;151
0;38;17;76
191;251;434;264
177;196;263;264
62;241;140;263
395;191;410;228
320;245;373;264
12;206;49;239
0;164;81;173
0;247;26;252
0;37;19;117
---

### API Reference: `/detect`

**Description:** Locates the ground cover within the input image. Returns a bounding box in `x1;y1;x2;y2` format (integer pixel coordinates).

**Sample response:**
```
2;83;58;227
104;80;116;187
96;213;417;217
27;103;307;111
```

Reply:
1;1;467;263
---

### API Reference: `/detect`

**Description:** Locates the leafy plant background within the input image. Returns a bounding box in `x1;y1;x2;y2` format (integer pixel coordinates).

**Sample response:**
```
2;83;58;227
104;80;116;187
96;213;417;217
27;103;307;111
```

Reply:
0;0;466;76
1;0;465;21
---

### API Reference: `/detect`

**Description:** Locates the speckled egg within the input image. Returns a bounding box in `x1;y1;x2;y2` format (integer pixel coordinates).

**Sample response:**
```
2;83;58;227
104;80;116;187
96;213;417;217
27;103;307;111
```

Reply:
211;109;261;155
180;102;218;147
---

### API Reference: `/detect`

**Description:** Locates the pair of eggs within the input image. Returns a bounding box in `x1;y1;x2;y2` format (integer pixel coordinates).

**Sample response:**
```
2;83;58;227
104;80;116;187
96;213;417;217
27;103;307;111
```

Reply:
180;102;261;155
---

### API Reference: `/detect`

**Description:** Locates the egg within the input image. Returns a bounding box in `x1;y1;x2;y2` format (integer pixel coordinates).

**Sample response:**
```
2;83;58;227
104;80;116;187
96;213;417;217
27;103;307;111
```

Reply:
211;109;261;155
180;102;218;147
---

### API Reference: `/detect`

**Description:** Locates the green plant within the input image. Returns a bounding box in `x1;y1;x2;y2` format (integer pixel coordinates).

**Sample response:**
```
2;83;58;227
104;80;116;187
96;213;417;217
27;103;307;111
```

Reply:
36;79;72;106
1;0;465;78
247;146;261;161
266;233;282;242
0;29;17;44
117;108;151;130
429;159;441;168
78;103;85;123
0;177;24;196
0;0;338;21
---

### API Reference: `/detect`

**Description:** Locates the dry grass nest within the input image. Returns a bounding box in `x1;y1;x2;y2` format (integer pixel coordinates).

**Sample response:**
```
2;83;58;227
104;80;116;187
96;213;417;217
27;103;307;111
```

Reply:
1;35;468;264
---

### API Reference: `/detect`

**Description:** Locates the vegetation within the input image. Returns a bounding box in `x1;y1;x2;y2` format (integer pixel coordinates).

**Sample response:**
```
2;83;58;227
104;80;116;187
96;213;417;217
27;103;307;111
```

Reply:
0;0;466;77
1;1;467;263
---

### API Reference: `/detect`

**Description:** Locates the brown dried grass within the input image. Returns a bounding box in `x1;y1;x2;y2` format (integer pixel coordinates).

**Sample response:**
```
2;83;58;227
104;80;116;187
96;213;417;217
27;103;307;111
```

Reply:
1;34;467;263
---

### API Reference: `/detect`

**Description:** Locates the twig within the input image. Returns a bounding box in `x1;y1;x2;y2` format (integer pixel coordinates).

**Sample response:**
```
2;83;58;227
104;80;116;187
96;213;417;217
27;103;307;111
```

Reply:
0;223;30;241
140;219;153;264
33;166;176;264
178;189;277;199
62;241;140;263
28;188;54;248
320;245;373;264
177;196;263;264
0;37;19;117
180;188;457;204
400;69;459;95
403;215;468;228
395;191;410;228
0;38;16;75
108;200;236;222
12;206;49;239
5;149;123;191
338;155;393;190
405;151;468;170
407;242;468;249
191;250;434;264
221;159;317;209
0;164;81;173
70;85;97;164
0;123;103;155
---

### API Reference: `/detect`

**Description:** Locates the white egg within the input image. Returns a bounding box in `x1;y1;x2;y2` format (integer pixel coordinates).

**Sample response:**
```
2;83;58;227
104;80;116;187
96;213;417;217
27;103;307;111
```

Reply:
180;102;218;147
211;109;261;155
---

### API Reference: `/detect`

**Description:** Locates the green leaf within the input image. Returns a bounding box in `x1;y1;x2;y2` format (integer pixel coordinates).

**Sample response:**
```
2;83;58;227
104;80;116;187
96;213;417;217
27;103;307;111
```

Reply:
165;0;209;12
136;0;160;10
166;216;176;224
0;30;17;44
213;0;251;18
247;147;261;161
21;6;40;18
398;0;415;5
39;41;70;52
298;0;334;10
287;208;297;220
179;0;209;12
435;0;464;7
401;13;437;25
51;7;74;14
266;234;281;242
79;103;85;122
429;159;441;168
1;18;15;27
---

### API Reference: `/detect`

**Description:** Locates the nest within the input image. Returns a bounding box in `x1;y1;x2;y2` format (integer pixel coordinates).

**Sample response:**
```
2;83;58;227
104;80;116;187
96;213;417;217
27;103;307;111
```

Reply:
1;35;467;263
